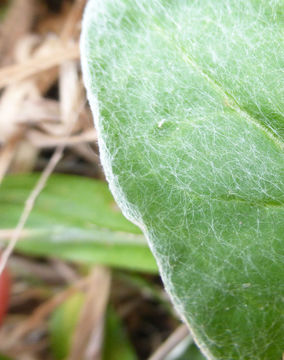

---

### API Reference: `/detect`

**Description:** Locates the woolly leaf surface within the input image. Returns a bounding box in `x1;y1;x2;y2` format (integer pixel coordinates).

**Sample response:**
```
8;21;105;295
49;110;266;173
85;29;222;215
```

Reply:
81;1;284;359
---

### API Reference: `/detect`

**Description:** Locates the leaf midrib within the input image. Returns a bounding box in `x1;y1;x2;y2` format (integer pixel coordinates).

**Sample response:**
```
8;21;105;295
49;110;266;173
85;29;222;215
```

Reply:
184;192;284;209
155;26;284;151
180;49;284;150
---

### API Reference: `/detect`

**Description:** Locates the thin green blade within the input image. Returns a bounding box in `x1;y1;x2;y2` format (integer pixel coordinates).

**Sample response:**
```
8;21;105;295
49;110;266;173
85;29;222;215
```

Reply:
0;174;157;273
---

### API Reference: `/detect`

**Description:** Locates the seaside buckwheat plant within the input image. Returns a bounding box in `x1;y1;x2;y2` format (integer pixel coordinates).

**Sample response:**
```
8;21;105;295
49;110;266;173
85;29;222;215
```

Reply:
80;1;284;359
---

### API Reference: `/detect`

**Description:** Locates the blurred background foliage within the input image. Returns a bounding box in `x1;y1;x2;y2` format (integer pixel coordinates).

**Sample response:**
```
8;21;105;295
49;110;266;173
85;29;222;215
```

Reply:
0;0;205;359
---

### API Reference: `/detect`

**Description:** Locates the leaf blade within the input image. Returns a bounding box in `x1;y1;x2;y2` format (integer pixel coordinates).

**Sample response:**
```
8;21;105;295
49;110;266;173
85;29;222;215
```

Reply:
81;0;284;359
0;174;157;273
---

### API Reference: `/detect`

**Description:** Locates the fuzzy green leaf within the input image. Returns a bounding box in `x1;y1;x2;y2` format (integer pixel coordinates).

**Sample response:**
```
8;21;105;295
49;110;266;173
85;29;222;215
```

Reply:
81;0;284;359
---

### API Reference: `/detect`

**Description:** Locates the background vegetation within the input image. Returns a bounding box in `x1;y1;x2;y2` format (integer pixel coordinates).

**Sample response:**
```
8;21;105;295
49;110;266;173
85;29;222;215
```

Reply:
0;1;205;359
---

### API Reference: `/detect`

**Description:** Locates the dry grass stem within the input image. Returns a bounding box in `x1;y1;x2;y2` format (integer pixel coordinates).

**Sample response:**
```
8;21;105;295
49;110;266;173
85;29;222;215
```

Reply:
72;143;100;164
0;82;39;140
0;145;64;276
68;266;111;360
1;277;89;350
0;130;23;184
0;44;79;89
0;0;36;66
60;0;87;41
9;256;71;284
148;324;190;360
27;129;97;148
15;98;60;123
50;259;79;283
0;229;30;241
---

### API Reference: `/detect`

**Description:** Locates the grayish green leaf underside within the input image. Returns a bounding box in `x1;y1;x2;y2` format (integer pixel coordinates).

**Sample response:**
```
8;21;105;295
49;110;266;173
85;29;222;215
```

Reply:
81;1;284;359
